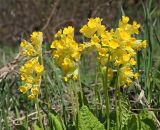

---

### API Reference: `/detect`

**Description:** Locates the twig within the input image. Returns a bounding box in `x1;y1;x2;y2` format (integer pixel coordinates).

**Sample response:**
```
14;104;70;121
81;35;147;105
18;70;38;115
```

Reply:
0;53;21;80
41;0;60;31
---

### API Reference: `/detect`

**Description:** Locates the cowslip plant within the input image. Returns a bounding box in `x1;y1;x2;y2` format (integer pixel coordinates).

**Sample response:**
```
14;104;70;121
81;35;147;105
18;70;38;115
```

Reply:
19;32;44;129
79;16;147;130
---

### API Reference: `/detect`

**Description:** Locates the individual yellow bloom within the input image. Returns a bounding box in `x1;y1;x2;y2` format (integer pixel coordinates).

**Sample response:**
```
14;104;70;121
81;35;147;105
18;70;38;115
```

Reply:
19;66;25;73
21;75;26;81
122;16;129;24
123;54;131;62
97;47;107;57
80;25;96;38
118;28;131;41
125;42;133;51
30;32;43;46
130;58;136;65
123;67;133;77
97;25;106;36
88;17;102;28
24;60;33;69
55;29;62;38
35;64;44;73
109;40;119;49
80;17;105;38
28;94;35;100
20;40;28;47
19;86;29;94
63;26;74;35
141;40;147;48
91;34;100;47
88;19;97;28
50;40;59;49
132;21;141;34
71;52;80;61
31;87;39;96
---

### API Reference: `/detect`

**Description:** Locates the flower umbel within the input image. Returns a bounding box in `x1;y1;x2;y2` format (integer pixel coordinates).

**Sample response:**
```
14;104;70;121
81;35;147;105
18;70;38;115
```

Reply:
51;26;85;81
80;16;147;87
19;32;44;99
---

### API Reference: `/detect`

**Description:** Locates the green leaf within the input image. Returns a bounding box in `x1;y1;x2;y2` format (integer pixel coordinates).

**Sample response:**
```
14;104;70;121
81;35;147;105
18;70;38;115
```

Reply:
33;122;42;130
139;110;157;130
123;114;140;130
48;112;63;130
121;97;132;128
78;105;105;130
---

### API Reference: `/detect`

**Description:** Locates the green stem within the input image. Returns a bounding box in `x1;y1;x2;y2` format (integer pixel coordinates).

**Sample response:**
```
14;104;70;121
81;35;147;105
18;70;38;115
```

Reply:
101;54;110;130
102;75;110;130
78;62;84;106
115;69;122;130
36;97;44;129
69;81;76;126
73;80;79;114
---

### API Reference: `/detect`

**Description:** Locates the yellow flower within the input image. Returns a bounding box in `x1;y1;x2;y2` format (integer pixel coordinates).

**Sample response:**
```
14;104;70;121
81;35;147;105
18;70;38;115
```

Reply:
63;26;74;35
141;40;147;48
91;34;100;47
122;16;129;24
19;86;29;94
31;87;39;96
130;58;136;65
20;40;28;47
109;40;119;49
55;29;62;38
80;17;105;38
30;32;43;46
132;21;141;34
80;25;96;38
123;54;131;62
35;64;44;73
123;67;133;77
28;94;35;100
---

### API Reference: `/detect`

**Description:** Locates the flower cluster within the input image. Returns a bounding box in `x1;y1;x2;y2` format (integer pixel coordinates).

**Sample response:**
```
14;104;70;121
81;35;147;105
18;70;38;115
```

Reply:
80;16;147;87
19;32;44;99
51;26;85;81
